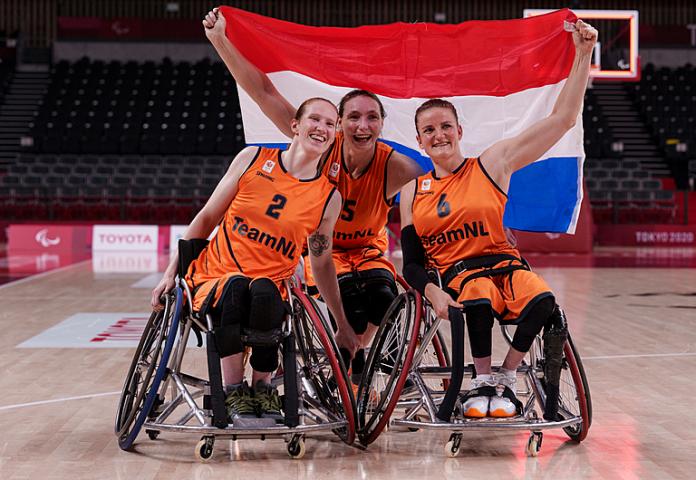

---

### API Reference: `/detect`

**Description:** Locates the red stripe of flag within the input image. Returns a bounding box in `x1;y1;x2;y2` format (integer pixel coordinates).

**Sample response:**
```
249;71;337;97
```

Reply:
222;7;577;98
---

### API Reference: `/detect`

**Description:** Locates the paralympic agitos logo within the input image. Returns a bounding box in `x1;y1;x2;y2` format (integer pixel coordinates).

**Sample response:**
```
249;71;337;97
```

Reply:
35;229;61;248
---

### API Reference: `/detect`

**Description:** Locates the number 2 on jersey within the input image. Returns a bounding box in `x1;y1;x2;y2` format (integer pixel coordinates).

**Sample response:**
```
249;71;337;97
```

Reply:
265;194;287;219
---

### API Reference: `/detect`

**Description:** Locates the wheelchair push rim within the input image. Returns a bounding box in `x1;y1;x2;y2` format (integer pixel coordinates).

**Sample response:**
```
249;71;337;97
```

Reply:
357;289;422;445
291;288;356;445
559;335;592;442
115;287;182;450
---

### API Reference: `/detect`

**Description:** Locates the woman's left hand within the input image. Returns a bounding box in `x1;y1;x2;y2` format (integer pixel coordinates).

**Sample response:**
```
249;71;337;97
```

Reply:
573;19;598;56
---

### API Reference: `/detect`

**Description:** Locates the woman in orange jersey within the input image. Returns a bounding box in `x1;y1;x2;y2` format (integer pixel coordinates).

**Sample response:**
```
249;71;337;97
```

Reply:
202;9;423;377
150;98;357;423
400;20;597;420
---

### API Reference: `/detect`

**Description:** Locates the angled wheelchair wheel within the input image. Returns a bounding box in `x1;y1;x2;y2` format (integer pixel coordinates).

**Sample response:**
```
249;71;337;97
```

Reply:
291;288;356;445
115;287;182;450
559;335;592;442
357;290;421;445
417;321;451;392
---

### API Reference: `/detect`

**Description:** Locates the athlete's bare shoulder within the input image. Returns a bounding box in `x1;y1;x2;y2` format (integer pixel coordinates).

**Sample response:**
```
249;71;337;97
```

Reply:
386;151;424;199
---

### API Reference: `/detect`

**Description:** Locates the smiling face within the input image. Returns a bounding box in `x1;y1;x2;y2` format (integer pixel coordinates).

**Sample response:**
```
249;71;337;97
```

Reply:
339;95;384;151
415;106;463;162
291;99;338;155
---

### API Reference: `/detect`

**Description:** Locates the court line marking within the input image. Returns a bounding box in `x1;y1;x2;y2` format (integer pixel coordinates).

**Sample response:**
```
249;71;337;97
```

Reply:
1;353;694;411
583;352;696;360
0;390;120;411
0;259;91;291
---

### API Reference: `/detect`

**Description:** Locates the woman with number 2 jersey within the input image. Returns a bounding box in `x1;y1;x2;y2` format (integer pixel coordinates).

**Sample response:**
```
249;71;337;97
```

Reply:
150;98;351;422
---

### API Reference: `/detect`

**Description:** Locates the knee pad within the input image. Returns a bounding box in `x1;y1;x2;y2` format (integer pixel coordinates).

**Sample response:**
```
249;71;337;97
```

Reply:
542;304;568;378
542;304;569;420
340;269;397;332
249;345;280;373
339;280;370;334
245;278;286;346
213;276;251;358
511;296;555;353
545;303;568;332
366;279;397;327
465;304;494;358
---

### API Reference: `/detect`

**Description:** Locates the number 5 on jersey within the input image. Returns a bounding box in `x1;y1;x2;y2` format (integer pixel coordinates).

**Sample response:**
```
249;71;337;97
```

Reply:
266;194;287;219
341;199;356;222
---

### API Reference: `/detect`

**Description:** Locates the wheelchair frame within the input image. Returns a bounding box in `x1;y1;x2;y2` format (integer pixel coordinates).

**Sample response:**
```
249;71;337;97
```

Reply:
115;275;356;461
356;287;592;456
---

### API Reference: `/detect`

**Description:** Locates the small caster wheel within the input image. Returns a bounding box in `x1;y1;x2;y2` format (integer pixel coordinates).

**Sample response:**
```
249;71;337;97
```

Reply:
287;436;305;459
445;433;462;458
408;427;420;432
526;432;543;457
146;429;159;440
195;436;215;462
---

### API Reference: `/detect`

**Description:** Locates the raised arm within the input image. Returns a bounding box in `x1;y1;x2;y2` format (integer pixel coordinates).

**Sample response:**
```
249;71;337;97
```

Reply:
150;146;259;309
385;151;424;200
203;8;296;138
480;19;598;193
308;190;360;356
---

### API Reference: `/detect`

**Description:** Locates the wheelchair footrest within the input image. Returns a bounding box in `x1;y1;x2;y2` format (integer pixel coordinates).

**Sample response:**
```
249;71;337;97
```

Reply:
231;416;282;429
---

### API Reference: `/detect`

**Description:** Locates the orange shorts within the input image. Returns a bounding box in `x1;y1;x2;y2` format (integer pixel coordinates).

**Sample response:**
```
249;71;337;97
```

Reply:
332;247;396;277
448;266;553;323
304;247;396;288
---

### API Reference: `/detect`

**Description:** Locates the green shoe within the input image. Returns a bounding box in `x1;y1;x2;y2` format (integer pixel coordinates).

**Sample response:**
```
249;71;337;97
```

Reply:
253;380;284;422
225;381;256;425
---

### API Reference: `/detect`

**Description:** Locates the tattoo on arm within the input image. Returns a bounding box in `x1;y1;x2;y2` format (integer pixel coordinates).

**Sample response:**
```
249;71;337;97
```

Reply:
309;233;330;257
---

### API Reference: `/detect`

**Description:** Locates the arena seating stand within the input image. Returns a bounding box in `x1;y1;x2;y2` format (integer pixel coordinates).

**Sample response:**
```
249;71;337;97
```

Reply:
628;63;695;189
582;64;695;225
2;58;242;223
0;57;17;219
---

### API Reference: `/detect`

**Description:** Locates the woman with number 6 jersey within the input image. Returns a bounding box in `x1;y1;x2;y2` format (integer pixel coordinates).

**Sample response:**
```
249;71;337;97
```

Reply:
150;98;355;421
400;20;597;420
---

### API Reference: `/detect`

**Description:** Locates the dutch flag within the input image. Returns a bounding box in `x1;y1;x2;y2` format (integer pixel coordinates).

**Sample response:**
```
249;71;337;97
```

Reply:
221;7;584;234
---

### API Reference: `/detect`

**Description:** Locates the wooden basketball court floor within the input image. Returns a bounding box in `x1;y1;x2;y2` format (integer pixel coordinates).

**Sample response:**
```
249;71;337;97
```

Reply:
0;249;695;479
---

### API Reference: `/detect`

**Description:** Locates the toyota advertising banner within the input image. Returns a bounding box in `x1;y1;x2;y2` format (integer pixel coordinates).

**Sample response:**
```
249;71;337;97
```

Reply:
92;225;159;252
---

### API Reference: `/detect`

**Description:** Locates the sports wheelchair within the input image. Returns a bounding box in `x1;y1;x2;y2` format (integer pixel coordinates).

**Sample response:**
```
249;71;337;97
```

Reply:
114;240;356;461
355;273;592;456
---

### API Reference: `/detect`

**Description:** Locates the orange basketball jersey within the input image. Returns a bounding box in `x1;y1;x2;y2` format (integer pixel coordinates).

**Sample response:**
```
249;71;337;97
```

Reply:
320;132;396;275
411;157;519;275
186;147;336;311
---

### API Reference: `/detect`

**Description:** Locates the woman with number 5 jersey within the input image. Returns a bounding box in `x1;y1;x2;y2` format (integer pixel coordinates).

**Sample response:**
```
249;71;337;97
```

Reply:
202;8;423;381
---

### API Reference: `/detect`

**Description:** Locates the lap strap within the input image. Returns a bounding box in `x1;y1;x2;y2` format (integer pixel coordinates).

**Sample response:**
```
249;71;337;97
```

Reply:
441;254;527;289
